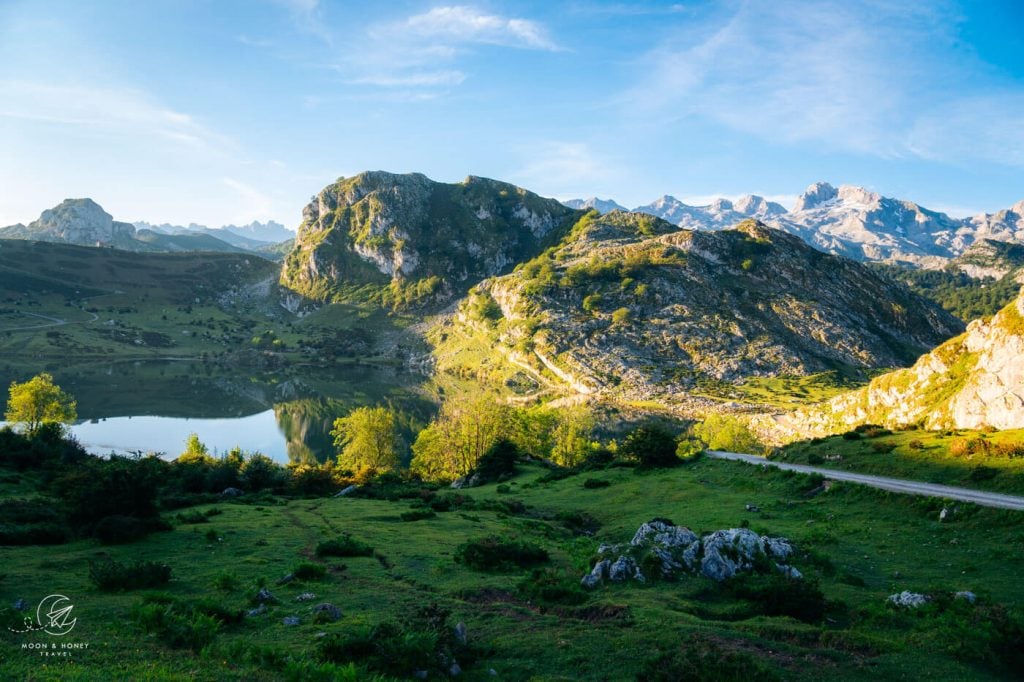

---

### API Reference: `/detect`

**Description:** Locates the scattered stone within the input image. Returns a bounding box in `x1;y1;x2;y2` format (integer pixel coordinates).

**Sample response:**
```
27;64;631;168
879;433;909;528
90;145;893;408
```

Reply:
763;536;793;561
939;507;953;522
609;555;643;583
597;543;619;555
334;485;358;498
449;662;462;676
450;473;481;490
955;591;977;604
246;604;268;618
276;573;296;585
311;603;342;623
315;631;328;638
414;671;429;680
454;621;468;646
631;519;697;548
256;588;277;604
776;563;803;580
282;616;300;626
745;504;761;513
888;591;930;608
221;487;244;498
581;559;611;588
295;592;316;602
13;599;27;611
489;670;498;677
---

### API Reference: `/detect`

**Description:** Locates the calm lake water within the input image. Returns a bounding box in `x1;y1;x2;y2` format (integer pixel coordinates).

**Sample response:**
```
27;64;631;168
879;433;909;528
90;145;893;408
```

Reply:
1;360;431;463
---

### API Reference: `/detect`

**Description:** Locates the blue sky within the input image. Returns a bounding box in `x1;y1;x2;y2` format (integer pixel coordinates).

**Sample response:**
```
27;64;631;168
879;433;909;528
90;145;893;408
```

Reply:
1;0;1022;229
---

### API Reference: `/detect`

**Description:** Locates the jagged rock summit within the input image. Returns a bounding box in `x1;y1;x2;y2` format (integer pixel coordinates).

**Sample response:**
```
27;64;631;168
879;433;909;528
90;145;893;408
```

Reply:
0;198;137;247
280;171;580;305
633;181;1024;267
762;286;1024;439
561;197;628;214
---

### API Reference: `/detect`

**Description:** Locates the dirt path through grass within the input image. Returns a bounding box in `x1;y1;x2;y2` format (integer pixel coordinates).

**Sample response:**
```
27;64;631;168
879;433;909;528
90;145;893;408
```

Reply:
707;449;1024;510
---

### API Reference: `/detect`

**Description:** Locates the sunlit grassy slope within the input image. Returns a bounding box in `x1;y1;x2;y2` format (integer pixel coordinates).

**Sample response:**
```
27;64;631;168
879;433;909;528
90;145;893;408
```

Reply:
2;459;1022;680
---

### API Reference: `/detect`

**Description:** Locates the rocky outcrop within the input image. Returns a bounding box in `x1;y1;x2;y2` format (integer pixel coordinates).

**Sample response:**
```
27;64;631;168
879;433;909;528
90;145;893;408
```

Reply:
279;171;580;305
582;519;799;587
457;213;961;403
762;287;1024;439
0;198;137;247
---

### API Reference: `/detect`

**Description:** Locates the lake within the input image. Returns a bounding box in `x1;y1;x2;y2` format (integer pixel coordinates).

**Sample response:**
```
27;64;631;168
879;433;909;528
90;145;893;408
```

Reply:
0;360;432;463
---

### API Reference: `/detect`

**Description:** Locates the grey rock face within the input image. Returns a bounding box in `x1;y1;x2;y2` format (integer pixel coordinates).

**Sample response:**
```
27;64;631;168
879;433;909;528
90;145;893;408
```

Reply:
282;616;301;626
454;621;468;646
311;603;342;622
581;519;799;587
888;591;930;608
295;592;316;602
608;555;643;583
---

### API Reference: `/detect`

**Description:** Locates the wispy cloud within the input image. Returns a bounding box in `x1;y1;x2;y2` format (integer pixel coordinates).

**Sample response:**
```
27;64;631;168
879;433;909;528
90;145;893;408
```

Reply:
279;5;559;95
383;6;560;51
0;81;232;155
622;1;1024;168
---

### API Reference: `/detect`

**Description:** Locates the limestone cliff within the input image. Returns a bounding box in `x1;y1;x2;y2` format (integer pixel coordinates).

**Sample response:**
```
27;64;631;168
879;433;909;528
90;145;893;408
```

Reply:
279;171;580;306
762;288;1024;439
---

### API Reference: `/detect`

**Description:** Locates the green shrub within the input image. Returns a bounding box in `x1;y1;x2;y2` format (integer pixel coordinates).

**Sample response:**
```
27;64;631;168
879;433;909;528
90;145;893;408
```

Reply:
620;424;680;467
89;558;171;591
316;535;374;558
474;438;520;482
725;572;827;623
133;596;226;650
400;508;436;522
582;478;610;489
317;603;471;678
637;635;780;681
871;442;896;454
517;568;588;605
455;536;549;572
93;515;147;544
293;562;327;580
841;431;862;440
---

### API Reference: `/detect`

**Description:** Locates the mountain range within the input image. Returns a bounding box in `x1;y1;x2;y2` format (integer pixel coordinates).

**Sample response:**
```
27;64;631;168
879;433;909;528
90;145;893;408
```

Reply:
0;199;291;258
567;182;1024;268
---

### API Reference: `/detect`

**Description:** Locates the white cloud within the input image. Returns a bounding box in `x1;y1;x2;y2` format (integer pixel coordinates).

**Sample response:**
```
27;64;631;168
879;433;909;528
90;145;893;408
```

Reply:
0;81;231;155
392;6;560;51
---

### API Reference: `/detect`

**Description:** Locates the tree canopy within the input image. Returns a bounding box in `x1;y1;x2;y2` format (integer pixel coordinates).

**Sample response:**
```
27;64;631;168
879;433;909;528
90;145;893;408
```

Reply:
332;405;402;473
5;373;77;436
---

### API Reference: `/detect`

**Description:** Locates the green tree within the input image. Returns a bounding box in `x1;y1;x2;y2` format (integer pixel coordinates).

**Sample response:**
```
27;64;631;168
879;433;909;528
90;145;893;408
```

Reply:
331;405;401;473
410;395;509;481
620;423;680;467
550;405;596;467
692;413;764;454
178;432;213;464
4;373;77;436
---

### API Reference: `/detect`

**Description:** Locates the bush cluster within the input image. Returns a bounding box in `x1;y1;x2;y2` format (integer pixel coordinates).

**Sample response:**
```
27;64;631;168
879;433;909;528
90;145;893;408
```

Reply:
455;536;549;572
88;558;172;591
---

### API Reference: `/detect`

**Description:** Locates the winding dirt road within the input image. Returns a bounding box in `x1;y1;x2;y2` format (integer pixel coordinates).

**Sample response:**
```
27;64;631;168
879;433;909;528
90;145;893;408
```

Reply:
707;450;1024;511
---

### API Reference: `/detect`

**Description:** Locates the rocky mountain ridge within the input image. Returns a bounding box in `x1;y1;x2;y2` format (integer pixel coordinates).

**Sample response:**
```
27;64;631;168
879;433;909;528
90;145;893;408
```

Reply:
567;183;1024;268
759;287;1024;440
279;171;581;306
0;198;277;258
134;219;293;246
445;211;962;406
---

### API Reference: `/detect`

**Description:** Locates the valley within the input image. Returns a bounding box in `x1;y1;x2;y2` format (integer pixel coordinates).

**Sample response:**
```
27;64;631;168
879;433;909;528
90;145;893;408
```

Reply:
2;170;1024;681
